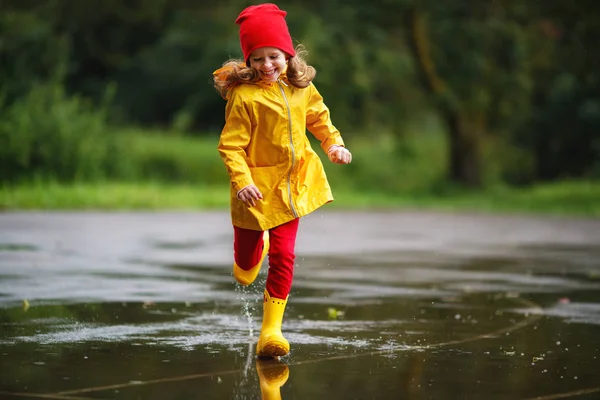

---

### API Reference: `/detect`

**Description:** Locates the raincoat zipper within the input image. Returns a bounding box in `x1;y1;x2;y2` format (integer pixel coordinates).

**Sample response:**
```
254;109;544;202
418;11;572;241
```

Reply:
277;79;298;218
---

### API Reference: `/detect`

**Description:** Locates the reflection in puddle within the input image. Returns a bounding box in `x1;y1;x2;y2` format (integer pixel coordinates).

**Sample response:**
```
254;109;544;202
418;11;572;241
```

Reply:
256;358;289;400
0;243;38;251
517;297;600;326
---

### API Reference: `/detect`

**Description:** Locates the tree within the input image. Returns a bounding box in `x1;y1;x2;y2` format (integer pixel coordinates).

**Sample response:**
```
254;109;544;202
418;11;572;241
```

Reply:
515;1;600;181
404;1;543;187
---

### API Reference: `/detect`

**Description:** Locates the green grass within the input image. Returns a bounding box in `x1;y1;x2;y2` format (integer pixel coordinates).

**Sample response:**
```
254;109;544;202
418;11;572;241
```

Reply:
336;180;600;216
0;182;229;210
2;180;599;217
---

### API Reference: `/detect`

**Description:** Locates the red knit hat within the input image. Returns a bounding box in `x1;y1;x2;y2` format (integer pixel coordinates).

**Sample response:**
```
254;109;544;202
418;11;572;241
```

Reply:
236;3;296;62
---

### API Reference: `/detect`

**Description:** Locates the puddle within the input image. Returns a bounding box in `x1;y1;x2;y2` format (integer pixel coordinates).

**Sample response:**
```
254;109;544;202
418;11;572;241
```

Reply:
0;211;599;399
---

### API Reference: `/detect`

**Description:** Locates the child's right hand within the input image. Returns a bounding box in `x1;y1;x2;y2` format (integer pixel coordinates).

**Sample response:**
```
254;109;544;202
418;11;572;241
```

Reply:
237;184;263;207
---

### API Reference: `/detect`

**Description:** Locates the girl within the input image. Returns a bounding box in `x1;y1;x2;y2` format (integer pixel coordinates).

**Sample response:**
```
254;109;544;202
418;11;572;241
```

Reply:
213;3;352;358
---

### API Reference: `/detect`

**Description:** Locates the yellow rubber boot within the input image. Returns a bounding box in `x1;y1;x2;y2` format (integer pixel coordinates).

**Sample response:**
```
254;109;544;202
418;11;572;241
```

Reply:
256;358;289;400
256;290;289;358
233;231;269;286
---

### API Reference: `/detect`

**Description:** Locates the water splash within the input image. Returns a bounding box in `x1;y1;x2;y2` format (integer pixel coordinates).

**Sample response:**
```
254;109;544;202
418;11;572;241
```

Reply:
234;283;257;338
231;282;263;399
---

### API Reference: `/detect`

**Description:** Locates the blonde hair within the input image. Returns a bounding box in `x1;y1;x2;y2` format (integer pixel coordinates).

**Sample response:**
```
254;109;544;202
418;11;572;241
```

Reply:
213;44;316;99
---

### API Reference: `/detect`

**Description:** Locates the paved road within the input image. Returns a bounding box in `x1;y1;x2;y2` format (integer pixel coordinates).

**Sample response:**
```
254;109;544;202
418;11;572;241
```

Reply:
1;210;599;303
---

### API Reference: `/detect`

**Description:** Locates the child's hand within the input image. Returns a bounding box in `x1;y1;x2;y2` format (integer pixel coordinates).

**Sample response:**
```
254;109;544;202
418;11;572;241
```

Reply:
237;184;263;207
328;145;352;164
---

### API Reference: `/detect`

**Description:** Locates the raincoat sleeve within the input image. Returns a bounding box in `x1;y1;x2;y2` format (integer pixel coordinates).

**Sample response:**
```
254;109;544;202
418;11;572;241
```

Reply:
305;83;345;153
217;90;254;193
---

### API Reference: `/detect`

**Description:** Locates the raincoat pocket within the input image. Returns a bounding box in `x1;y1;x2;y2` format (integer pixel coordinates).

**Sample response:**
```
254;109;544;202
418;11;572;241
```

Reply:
249;165;287;214
250;165;280;193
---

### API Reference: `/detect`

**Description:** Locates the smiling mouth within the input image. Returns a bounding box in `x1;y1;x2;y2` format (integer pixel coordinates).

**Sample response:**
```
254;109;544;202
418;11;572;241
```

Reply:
262;70;276;77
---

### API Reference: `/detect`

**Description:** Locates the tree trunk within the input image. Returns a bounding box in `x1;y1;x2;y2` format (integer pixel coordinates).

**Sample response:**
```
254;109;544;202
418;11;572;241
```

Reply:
445;113;484;187
406;7;485;188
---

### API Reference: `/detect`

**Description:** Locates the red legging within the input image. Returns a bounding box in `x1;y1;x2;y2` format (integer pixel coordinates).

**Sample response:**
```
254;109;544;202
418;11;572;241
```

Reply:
233;218;299;299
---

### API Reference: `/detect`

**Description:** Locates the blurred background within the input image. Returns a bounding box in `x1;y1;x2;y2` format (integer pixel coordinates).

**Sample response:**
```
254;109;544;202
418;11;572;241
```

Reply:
1;0;599;212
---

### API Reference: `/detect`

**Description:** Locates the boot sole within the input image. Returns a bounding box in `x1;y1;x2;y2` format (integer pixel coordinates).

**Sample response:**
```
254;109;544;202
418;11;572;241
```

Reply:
257;342;289;358
233;264;260;286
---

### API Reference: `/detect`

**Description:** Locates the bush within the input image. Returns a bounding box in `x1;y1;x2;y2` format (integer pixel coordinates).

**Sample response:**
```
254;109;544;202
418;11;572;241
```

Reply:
322;128;447;195
0;82;122;183
114;129;228;184
0;80;229;185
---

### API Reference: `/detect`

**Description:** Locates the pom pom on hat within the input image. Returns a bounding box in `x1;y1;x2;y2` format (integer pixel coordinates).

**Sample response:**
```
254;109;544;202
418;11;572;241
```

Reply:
236;3;296;62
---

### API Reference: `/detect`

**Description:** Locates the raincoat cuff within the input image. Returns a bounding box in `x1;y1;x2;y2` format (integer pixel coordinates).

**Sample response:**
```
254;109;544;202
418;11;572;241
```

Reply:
236;184;252;199
233;178;254;195
322;139;345;153
327;144;344;154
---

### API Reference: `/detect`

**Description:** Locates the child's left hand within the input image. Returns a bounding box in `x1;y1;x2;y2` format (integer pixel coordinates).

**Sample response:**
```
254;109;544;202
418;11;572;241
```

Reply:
328;145;352;164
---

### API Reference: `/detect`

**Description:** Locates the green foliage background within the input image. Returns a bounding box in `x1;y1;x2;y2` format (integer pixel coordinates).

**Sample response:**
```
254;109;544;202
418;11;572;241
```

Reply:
1;0;599;199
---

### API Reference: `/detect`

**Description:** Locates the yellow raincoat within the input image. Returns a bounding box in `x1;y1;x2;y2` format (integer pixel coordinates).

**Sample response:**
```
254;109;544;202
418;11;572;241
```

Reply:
217;70;345;231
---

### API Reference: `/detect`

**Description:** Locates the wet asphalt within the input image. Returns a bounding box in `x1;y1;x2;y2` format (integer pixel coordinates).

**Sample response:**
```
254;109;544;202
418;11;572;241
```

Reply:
1;210;600;399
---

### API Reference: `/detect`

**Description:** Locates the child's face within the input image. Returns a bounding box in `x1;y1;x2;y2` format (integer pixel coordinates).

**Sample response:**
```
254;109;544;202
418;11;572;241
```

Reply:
248;47;288;83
